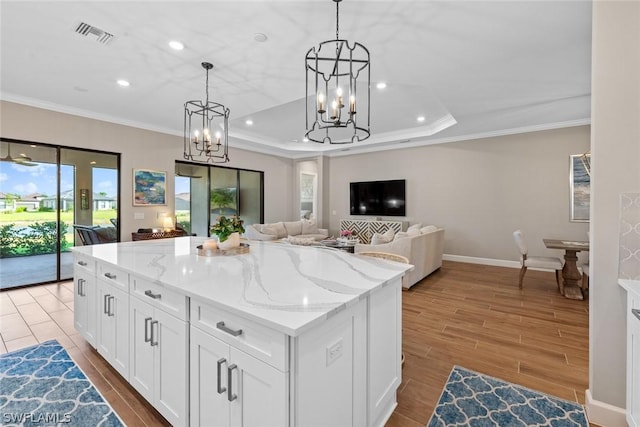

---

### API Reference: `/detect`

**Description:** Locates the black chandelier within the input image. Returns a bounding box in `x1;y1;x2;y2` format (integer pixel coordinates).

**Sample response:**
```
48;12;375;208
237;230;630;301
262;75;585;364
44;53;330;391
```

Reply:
184;62;230;163
305;0;371;144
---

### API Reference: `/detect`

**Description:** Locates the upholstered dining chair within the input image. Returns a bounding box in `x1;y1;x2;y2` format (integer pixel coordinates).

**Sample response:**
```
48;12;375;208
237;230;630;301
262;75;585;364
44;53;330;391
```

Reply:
512;230;564;293
358;251;409;367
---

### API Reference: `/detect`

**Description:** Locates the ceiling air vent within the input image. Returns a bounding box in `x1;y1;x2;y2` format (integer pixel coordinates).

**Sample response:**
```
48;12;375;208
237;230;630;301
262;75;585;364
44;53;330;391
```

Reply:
75;22;114;44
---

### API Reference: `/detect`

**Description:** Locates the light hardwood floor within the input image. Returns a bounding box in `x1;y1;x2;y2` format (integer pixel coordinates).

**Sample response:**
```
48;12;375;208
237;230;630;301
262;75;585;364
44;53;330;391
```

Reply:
0;260;588;426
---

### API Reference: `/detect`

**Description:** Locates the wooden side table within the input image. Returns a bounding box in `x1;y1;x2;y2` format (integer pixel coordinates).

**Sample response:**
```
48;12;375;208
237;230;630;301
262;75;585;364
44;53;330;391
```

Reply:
131;230;188;241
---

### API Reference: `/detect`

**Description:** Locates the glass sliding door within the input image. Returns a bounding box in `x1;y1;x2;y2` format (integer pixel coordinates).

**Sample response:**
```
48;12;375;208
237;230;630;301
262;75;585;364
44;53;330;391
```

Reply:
175;161;263;237
0;139;119;290
0;140;59;288
238;170;263;226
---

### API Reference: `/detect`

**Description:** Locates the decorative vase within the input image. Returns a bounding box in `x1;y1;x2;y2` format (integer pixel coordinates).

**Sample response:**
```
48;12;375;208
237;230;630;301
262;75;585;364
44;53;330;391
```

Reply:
217;232;240;250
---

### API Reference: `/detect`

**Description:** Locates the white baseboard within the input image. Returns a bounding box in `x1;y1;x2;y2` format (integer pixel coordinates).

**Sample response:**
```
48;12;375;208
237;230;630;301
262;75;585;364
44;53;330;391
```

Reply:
443;254;520;268
442;254;562;272
585;389;628;427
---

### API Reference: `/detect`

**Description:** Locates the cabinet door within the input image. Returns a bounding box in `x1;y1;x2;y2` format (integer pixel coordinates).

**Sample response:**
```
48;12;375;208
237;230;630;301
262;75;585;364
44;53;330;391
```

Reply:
229;346;287;427
190;326;231;427
73;271;96;346
111;285;129;379
130;296;155;402
154;308;188;427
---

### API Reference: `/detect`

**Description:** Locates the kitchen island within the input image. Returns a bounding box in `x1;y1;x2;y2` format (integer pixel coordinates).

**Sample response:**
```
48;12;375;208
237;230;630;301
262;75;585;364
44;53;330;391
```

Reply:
72;237;411;427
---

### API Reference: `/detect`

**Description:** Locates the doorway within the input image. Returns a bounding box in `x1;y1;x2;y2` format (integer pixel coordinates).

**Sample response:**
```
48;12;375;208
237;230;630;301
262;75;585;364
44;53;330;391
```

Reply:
0;139;120;289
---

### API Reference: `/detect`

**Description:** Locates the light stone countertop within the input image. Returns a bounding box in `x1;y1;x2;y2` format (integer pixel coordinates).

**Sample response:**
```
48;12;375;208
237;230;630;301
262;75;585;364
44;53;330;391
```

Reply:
71;237;412;336
619;279;640;296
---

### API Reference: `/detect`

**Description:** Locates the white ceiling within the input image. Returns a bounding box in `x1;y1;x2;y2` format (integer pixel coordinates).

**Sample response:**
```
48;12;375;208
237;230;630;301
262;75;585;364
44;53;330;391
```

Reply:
0;1;592;158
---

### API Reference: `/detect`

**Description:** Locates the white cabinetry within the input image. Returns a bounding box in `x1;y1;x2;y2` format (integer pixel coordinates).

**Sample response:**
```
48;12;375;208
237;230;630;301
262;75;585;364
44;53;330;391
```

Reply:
96;263;129;379
627;289;640;427
190;326;287;427
190;301;288;427
130;276;188;427
96;280;129;379
73;254;96;346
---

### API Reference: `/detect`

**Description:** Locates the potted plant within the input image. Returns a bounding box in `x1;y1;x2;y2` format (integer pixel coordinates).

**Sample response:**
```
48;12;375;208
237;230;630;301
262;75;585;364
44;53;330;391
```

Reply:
211;215;245;249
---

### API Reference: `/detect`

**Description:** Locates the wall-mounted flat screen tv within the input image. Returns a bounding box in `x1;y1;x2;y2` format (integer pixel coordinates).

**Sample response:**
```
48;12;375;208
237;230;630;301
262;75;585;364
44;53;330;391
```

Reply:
350;179;406;216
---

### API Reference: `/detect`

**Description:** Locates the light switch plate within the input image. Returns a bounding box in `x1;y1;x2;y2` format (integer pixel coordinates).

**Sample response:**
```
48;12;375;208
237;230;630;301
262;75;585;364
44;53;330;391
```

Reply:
134;212;144;220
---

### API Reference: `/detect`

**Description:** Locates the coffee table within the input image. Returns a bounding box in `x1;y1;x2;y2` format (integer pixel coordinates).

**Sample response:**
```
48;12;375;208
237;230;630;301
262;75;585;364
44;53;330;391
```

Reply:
318;240;355;253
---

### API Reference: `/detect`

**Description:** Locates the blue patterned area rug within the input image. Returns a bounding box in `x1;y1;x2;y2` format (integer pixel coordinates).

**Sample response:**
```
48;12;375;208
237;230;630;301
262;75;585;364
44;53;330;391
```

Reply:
428;366;588;427
0;339;124;427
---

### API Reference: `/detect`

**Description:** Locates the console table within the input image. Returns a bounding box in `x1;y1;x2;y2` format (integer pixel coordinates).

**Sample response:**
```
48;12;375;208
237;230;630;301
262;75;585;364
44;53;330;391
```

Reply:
340;219;408;244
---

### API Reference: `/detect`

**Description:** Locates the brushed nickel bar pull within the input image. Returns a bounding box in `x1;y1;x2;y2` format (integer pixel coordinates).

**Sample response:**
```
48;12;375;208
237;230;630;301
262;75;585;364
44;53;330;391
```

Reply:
227;364;238;402
633;308;640;321
103;294;110;314
216;321;242;337
77;260;87;266
108;296;115;317
144;317;152;343
144;290;161;300
217;358;227;394
150;320;159;346
104;272;117;280
77;278;84;296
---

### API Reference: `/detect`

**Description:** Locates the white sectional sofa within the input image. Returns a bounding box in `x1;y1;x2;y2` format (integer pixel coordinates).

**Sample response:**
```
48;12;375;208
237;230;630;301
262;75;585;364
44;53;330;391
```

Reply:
354;225;445;289
244;220;329;241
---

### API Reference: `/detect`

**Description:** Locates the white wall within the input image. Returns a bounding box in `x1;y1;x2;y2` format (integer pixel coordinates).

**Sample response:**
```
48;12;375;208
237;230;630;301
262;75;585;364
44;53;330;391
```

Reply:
0;101;293;239
589;0;640;419
327;126;590;262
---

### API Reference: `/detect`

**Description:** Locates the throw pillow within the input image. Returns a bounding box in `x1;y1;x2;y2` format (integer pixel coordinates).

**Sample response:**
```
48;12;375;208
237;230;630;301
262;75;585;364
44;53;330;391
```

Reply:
283;221;303;236
371;228;395;245
407;223;423;232
301;219;318;234
382;227;395;241
287;235;316;246
252;223;264;233
260;224;279;236
420;225;438;234
393;231;409;241
272;222;288;238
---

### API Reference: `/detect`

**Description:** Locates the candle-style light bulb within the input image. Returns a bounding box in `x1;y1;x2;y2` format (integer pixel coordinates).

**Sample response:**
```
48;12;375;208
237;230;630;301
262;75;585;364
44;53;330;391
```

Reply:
215;131;222;146
317;92;325;113
336;87;343;108
203;128;210;143
331;100;338;120
349;95;356;114
193;130;200;143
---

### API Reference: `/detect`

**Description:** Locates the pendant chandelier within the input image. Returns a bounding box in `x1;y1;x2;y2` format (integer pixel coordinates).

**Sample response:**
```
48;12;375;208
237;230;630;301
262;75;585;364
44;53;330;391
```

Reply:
305;0;371;144
184;62;230;163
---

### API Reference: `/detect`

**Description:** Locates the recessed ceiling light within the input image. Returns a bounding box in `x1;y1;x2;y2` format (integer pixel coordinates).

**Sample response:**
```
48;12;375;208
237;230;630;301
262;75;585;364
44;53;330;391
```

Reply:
417;116;426;122
254;33;268;43
117;79;130;87
90;161;97;165
169;40;184;50
376;82;387;89
245;119;253;126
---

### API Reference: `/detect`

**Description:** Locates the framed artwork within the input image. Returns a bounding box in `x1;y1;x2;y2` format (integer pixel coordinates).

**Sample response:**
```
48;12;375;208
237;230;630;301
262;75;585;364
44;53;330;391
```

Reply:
133;169;166;206
570;154;590;222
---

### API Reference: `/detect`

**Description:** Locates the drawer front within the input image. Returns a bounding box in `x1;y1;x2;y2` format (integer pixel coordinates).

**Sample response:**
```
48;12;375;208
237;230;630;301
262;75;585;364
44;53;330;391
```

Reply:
131;276;188;321
97;262;129;292
74;254;95;274
191;301;288;371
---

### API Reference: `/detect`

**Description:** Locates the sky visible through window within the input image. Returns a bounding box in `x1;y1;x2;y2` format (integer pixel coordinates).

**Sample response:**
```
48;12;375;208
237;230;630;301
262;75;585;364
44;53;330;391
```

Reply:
0;162;116;197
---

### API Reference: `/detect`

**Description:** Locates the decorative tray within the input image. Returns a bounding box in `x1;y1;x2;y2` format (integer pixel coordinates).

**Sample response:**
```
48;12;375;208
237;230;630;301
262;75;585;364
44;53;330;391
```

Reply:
196;243;250;257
